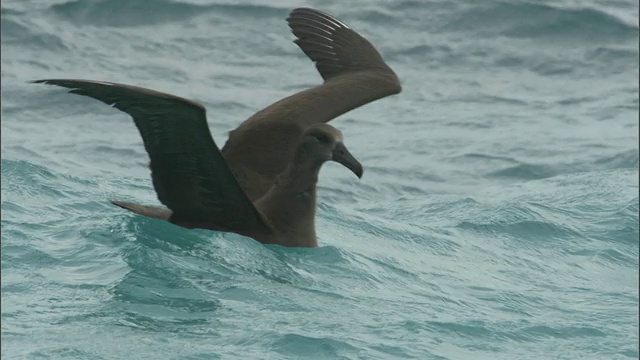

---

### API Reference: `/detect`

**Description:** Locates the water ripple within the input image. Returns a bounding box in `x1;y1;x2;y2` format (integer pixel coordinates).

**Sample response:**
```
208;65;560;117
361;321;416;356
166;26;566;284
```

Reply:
2;0;638;358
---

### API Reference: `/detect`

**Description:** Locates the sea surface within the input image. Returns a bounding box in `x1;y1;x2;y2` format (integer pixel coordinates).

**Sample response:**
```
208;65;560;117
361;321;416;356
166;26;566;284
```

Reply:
1;0;638;359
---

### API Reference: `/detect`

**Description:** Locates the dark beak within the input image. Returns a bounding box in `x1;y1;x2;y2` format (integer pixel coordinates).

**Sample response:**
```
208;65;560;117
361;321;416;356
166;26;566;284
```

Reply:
332;142;364;179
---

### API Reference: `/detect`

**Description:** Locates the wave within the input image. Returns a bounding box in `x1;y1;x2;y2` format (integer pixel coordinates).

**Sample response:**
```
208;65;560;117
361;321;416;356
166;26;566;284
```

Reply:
445;1;638;42
586;46;640;64
50;0;286;27
593;149;640;169
486;150;639;181
0;159;125;231
457;219;582;241
487;163;565;180
0;16;69;52
270;334;358;359
1;159;67;201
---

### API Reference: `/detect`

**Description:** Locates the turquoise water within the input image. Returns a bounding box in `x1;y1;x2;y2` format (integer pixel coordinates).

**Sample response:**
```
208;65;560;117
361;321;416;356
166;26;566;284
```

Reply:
2;0;639;359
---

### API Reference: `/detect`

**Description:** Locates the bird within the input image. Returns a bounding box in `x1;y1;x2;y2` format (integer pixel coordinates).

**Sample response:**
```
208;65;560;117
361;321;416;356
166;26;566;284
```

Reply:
32;7;402;247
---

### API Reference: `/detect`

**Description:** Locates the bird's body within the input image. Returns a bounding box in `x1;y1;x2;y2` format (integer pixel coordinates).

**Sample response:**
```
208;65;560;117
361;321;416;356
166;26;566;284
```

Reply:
34;7;401;247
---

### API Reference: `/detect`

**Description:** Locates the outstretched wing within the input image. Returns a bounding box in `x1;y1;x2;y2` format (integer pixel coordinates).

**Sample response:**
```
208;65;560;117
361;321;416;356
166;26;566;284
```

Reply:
222;7;402;201
33;79;270;233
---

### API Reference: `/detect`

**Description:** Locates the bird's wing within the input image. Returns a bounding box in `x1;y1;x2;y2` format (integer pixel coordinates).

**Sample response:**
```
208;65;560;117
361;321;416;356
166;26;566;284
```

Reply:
33;79;270;233
222;7;402;201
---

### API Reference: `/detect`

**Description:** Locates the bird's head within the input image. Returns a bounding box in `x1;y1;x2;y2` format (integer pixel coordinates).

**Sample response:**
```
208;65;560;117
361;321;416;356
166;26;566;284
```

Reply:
299;124;363;178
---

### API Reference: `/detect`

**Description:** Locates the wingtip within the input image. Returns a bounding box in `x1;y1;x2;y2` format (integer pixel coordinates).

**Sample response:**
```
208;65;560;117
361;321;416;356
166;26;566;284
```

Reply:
30;79;66;86
288;7;313;16
110;200;126;208
288;7;332;17
287;7;348;29
29;79;91;86
392;77;403;94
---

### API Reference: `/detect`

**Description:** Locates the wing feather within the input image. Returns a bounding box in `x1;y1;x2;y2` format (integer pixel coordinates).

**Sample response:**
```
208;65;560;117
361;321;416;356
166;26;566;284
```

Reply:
33;79;270;233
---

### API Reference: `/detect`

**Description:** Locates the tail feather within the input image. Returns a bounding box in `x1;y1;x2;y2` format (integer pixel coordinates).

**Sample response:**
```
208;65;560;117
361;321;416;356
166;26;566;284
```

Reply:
110;200;172;221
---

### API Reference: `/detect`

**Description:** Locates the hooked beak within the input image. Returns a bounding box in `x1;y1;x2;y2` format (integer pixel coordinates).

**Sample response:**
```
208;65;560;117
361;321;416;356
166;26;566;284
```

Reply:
332;142;364;179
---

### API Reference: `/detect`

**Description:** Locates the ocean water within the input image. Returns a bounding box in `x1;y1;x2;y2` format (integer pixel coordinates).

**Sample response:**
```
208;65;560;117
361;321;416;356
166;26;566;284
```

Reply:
1;0;639;358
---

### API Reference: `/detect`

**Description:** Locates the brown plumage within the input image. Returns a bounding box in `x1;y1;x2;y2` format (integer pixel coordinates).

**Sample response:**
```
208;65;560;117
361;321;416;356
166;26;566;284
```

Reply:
33;7;401;247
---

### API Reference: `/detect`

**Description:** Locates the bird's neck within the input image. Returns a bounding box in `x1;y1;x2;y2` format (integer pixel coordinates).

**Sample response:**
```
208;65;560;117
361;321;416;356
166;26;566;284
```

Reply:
284;157;321;194
254;156;322;247
269;155;321;214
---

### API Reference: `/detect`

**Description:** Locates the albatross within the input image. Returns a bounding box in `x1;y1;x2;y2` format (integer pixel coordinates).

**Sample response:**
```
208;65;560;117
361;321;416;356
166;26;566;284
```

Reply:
33;7;402;247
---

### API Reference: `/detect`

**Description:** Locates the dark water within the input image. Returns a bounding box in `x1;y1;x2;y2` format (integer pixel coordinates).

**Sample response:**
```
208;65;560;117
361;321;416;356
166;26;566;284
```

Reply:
2;0;638;359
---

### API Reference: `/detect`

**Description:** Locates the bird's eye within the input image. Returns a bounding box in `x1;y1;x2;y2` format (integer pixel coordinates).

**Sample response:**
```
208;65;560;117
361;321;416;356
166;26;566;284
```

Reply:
315;134;330;143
